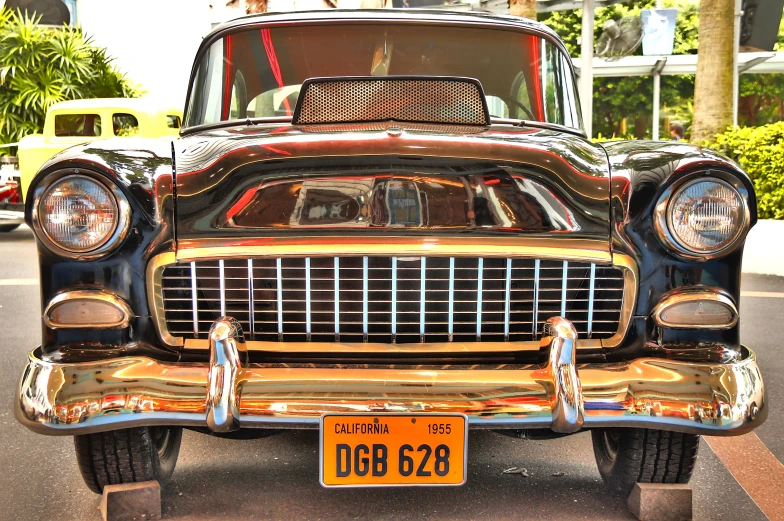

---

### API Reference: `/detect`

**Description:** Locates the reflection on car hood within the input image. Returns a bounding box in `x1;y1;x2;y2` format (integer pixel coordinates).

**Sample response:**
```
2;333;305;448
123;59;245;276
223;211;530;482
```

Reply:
172;122;611;243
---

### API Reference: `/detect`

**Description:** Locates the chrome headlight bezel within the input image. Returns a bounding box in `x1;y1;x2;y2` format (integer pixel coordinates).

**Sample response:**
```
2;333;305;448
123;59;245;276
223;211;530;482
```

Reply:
32;169;131;260
654;171;750;260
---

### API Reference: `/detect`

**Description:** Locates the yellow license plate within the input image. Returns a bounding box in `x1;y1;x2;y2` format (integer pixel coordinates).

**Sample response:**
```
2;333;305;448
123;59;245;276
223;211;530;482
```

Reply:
320;413;467;487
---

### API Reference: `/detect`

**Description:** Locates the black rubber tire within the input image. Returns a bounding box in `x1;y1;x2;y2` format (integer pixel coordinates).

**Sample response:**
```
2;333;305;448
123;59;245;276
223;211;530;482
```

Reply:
591;428;699;497
74;427;183;494
0;224;20;233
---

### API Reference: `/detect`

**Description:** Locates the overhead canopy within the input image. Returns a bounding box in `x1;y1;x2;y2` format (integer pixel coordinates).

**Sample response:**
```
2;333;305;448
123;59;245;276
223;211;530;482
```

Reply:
573;51;784;77
479;0;627;13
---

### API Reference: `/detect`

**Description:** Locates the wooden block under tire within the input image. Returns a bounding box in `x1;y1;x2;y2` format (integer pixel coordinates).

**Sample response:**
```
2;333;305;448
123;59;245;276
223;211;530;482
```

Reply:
100;481;161;521
627;483;693;521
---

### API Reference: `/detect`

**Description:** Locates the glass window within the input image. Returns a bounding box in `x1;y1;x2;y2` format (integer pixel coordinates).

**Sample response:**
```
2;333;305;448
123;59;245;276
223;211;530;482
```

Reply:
112;113;140;136
485;96;509;118
185;24;582;130
166;115;182;128
54;114;101;137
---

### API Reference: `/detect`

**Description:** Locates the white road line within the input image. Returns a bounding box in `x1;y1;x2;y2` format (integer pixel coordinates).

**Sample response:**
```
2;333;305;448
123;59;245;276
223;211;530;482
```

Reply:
741;291;784;299
0;278;38;286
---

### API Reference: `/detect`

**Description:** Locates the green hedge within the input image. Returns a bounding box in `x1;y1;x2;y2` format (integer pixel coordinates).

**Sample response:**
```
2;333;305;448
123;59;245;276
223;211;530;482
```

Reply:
703;122;784;220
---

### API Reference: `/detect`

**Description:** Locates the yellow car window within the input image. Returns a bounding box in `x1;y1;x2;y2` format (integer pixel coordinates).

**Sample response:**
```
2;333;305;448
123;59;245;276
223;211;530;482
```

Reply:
112;113;140;137
54;114;101;137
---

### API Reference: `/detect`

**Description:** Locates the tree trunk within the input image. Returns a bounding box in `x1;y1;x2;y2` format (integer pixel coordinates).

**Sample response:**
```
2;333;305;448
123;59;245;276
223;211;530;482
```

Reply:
246;0;267;13
691;0;735;143
509;0;536;19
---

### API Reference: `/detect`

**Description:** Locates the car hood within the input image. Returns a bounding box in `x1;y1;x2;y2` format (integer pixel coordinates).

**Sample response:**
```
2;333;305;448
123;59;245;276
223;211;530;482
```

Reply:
172;122;611;247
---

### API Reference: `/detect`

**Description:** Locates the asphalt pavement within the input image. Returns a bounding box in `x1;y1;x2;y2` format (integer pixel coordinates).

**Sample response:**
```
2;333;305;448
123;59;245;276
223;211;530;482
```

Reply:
1;225;780;521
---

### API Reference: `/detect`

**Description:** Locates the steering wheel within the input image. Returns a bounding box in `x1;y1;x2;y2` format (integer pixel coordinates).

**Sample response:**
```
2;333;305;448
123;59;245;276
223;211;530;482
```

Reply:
504;98;536;121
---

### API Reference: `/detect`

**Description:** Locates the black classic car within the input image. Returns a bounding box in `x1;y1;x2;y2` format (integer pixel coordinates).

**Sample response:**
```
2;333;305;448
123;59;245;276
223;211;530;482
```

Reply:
16;10;765;496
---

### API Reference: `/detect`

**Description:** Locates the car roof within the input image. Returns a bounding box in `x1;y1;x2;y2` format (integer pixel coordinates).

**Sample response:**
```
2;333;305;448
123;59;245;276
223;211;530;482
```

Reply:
207;9;561;44
47;98;180;113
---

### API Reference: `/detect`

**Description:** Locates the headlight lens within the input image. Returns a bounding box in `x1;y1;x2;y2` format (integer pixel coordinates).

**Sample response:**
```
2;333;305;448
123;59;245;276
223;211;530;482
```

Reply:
667;178;746;254
39;175;118;252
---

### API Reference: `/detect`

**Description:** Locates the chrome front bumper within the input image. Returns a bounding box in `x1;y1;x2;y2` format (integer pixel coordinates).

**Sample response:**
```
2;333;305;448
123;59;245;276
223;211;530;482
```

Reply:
16;317;766;437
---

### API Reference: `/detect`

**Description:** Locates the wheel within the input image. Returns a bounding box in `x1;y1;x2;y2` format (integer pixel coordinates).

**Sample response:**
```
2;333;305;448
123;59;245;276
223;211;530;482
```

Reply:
0;224;20;232
74;426;183;494
591;428;699;497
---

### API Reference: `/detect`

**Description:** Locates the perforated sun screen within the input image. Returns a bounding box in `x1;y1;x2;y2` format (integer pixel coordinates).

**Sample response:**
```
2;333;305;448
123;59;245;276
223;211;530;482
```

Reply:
292;76;491;126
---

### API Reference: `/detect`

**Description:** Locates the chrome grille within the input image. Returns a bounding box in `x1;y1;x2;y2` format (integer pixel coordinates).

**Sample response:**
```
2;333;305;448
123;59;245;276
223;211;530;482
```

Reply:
160;257;625;344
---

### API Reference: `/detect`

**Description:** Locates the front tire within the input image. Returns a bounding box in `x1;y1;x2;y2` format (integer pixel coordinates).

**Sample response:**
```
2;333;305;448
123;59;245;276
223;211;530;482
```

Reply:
0;224;20;233
74;426;183;494
591;428;699;497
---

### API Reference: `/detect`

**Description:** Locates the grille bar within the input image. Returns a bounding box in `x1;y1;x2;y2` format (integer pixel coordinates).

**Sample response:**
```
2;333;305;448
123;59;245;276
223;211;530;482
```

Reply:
532;259;540;337
276;258;283;340
448;257;455;342
391;257;397;341
160;256;626;345
363;256;368;342
190;261;198;336
305;257;311;340
588;263;596;339
476;258;483;340
248;259;254;337
334;257;340;341
420;256;426;342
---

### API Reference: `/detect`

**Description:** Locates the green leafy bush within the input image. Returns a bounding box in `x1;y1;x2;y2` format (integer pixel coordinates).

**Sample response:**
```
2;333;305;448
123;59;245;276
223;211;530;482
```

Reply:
0;9;141;155
703;122;784;220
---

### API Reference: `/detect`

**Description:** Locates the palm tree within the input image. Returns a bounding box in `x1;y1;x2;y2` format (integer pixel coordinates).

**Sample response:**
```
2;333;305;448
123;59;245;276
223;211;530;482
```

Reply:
509;0;537;19
246;0;267;13
691;0;735;143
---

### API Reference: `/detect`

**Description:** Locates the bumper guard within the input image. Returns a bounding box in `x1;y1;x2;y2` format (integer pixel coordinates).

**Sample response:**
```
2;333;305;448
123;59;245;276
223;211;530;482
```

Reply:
16;317;766;436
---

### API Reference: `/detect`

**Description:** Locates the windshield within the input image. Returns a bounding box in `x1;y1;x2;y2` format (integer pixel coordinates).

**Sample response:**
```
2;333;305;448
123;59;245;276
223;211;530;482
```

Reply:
185;23;582;130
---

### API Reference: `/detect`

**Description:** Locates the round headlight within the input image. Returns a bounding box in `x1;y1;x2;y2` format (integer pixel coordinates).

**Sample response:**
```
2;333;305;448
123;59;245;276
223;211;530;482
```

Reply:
38;175;119;252
665;178;747;255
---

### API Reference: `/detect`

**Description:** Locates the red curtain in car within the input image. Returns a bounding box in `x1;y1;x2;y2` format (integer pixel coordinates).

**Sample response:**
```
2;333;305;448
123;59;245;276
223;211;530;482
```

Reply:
527;36;545;121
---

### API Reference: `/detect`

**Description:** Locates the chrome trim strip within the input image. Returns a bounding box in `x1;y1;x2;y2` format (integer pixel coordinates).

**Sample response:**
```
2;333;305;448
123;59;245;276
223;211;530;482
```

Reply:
587;263;596;338
218;259;226;317
476;258;483;341
186;338;581;353
532;259;540;337
16;343;766;437
305;257;312;341
504;258;511;341
190;261;199;337
276;258;283;340
448;257;455;342
420;256;426;342
560;261;568;318
334;257;340;341
176;237;612;264
391;256;397;342
43;290;133;329
362;256;369;341
248;259;255;338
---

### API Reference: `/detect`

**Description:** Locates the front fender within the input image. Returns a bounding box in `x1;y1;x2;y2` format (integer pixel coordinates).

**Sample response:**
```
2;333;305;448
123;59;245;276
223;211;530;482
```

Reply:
23;138;177;360
601;140;757;361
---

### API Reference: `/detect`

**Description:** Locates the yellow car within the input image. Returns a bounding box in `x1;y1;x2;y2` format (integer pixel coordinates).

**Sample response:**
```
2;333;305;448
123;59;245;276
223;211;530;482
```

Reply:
18;98;182;199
